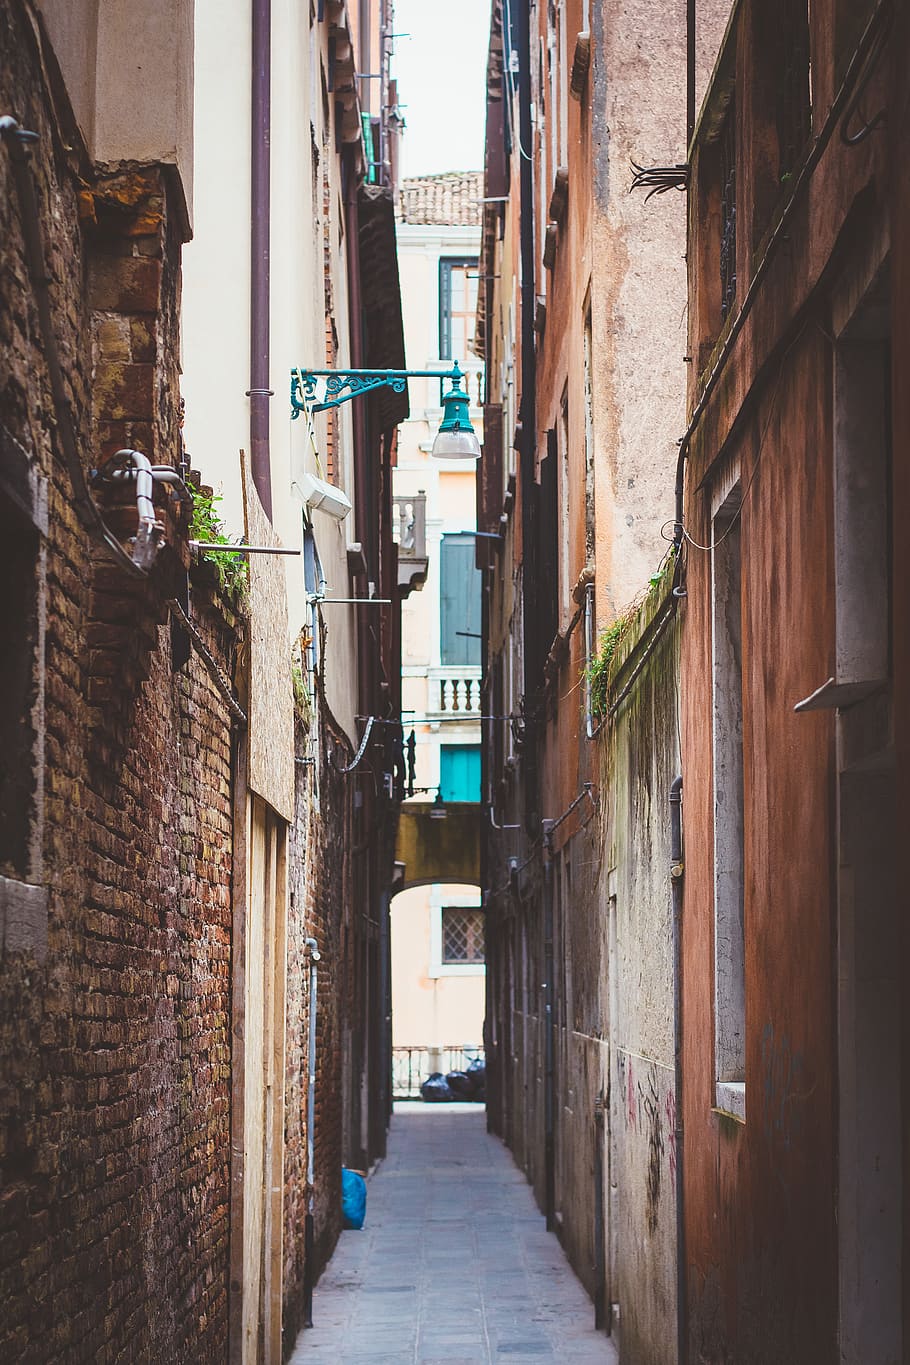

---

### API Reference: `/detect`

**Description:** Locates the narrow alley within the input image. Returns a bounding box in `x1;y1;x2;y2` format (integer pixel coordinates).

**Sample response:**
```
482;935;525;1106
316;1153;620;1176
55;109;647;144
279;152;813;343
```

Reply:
290;1106;617;1365
1;0;907;1362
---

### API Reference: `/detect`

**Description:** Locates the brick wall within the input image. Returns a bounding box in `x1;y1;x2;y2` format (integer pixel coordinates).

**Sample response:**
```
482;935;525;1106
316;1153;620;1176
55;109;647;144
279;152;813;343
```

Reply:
282;714;348;1356
0;3;241;1357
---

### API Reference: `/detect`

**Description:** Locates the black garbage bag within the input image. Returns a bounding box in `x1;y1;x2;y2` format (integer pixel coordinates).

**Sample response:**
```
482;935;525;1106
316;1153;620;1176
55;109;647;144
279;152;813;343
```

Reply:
445;1070;475;1100
466;1057;486;1099
420;1072;454;1102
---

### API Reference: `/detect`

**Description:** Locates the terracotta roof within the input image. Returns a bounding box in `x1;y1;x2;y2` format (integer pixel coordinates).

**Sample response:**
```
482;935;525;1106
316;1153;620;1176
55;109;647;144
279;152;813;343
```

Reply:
397;171;484;227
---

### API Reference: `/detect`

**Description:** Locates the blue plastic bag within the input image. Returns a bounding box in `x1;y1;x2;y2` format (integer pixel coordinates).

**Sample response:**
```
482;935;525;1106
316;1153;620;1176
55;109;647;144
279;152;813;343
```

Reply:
341;1167;367;1229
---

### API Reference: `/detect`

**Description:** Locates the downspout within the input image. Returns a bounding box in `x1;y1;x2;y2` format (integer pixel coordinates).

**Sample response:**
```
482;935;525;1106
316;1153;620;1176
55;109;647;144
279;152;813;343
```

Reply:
516;0;539;829
543;853;556;1230
250;0;273;519
686;0;695;149
302;935;321;1328
378;886;391;1152
670;776;687;1363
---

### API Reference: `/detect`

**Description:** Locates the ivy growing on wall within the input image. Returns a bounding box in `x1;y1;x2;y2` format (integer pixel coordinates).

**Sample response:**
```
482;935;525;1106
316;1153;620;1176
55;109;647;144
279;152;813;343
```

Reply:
586;550;677;720
189;488;249;601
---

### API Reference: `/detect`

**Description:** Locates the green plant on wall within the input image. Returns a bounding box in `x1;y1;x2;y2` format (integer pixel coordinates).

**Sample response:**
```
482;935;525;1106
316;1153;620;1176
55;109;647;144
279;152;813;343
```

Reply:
585;550;677;720
189;488;248;601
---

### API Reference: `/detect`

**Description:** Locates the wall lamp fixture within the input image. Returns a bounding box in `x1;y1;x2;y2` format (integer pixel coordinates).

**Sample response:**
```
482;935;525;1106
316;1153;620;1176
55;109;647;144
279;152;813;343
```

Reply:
290;364;481;460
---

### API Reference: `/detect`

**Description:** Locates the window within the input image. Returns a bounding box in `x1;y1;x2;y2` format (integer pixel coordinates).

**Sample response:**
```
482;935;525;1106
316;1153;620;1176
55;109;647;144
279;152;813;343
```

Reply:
440;746;481;803
439;533;482;666
442;906;485;964
583;306;595;567
712;474;745;1119
774;4;811;183
557;389;570;624
719;98;737;322
439;258;479;364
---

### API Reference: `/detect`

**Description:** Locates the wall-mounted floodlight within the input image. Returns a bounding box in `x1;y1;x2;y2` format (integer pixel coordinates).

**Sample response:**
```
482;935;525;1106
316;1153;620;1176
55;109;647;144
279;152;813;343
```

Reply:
291;364;481;461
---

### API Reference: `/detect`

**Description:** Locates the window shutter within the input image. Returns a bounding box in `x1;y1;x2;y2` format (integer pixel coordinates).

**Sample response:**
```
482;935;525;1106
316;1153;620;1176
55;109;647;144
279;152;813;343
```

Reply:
440;745;481;802
440;534;482;666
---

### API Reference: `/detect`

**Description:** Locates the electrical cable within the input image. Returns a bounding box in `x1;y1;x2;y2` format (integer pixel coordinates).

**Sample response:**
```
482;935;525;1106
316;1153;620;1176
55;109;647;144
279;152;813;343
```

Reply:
671;0;893;554
664;319;808;553
167;596;248;725
333;715;375;773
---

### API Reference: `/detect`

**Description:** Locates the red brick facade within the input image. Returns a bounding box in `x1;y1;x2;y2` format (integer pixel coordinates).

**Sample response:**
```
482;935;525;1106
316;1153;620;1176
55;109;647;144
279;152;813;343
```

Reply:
0;3;241;1357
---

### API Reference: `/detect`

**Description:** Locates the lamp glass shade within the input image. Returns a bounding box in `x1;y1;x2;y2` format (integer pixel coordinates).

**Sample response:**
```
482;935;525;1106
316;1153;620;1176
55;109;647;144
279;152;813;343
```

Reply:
431;427;482;460
431;372;481;461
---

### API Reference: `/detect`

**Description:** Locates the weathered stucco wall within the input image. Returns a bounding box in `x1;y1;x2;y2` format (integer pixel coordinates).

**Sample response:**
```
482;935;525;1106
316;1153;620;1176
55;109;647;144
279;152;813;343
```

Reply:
602;589;680;1363
680;2;903;1358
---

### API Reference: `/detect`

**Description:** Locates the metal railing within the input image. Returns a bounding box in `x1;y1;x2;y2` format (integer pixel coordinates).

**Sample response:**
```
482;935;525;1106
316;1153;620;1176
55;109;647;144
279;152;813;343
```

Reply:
392;1045;484;1100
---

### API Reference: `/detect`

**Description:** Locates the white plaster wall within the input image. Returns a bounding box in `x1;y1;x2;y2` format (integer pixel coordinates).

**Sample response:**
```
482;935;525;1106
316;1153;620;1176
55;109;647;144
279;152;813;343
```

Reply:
390;883;485;1048
38;0;194;225
182;0;360;743
181;0;251;539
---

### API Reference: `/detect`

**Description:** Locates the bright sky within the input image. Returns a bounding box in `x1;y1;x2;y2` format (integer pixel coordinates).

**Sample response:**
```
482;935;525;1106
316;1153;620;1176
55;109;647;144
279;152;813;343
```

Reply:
391;0;489;178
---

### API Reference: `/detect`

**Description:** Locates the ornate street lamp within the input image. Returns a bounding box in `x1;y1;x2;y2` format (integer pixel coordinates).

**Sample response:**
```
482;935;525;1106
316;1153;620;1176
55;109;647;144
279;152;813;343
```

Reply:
290;363;481;461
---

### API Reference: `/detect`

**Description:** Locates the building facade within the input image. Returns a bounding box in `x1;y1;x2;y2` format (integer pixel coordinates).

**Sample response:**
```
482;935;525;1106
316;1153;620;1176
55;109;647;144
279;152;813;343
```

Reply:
479;1;907;1362
181;1;407;1355
391;172;486;1086
476;0;727;1360
1;0;407;1360
1;1;238;1358
680;2;906;1359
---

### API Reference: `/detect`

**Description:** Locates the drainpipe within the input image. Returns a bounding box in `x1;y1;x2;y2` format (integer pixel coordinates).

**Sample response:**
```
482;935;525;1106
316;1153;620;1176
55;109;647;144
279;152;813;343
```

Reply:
669;776;687;1363
516;0;539;830
686;0;695;149
250;0;273;519
543;852;556;1230
302;935;321;1328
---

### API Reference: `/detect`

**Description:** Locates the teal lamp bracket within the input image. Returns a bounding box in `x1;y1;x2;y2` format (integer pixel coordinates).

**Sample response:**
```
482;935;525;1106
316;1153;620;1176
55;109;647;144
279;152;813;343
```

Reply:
290;363;481;459
291;364;466;417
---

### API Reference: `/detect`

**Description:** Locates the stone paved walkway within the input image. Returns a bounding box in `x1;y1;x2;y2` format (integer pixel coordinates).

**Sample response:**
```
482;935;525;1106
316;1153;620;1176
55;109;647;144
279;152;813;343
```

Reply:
289;1102;618;1364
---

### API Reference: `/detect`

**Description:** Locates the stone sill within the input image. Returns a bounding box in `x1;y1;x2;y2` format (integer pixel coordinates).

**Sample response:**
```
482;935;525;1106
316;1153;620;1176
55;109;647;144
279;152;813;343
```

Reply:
714;1080;746;1122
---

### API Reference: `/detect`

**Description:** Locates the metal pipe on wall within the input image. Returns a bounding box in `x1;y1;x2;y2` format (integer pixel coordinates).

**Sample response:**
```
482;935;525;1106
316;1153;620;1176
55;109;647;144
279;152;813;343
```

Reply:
302;936;321;1328
250;0;273;519
687;0;695;149
516;0;539;831
669;776;687;1363
543;856;556;1230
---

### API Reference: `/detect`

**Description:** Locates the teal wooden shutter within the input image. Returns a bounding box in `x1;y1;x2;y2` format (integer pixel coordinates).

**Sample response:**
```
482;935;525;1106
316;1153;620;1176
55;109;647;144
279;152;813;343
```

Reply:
440;533;482;665
440;746;481;802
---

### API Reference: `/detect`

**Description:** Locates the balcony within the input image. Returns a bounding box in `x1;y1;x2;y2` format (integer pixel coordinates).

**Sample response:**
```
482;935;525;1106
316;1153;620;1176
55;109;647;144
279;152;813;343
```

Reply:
427;666;483;718
393;491;428;595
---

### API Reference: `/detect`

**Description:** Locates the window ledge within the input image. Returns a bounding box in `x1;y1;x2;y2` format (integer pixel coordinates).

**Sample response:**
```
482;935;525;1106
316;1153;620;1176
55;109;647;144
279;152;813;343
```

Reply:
793;676;886;712
714;1080;746;1122
428;963;486;980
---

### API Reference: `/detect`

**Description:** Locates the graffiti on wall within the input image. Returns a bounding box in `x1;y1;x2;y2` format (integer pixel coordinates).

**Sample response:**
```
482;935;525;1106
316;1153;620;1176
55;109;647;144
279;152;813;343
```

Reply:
615;1048;677;1232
